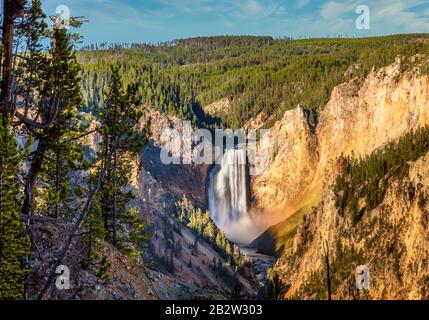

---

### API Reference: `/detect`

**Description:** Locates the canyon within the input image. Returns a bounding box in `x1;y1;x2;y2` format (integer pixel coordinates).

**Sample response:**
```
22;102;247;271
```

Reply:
106;54;429;300
3;2;429;302
249;56;429;299
250;56;429;253
28;55;429;300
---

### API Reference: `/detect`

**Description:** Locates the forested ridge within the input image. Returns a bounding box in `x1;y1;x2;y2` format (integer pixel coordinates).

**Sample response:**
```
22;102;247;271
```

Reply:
175;196;249;270
78;34;429;128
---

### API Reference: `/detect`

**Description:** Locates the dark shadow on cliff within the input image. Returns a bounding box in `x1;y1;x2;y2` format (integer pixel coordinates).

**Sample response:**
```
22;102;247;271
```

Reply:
140;142;212;209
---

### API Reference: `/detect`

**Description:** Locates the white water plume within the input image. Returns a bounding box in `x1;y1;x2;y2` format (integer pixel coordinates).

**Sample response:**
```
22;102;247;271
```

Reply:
208;148;262;244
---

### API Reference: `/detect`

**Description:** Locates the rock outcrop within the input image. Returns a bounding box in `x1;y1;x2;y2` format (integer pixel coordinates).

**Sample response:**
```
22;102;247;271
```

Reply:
203;98;231;118
251;106;318;213
252;57;429;214
274;150;429;300
250;57;429;252
248;56;429;299
139;109;211;209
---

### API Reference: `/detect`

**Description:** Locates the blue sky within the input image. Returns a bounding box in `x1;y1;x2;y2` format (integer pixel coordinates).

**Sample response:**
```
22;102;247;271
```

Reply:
42;0;429;44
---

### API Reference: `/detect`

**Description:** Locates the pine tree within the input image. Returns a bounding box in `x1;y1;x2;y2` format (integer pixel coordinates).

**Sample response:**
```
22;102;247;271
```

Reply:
267;272;285;300
95;255;112;283
81;195;111;284
225;241;231;256
118;207;149;260
98;67;148;257
203;220;215;240
22;26;86;219
0;116;31;299
230;277;243;300
81;196;109;276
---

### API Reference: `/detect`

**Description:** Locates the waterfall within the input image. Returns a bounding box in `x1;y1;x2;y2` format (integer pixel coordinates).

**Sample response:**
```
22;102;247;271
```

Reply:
208;148;249;242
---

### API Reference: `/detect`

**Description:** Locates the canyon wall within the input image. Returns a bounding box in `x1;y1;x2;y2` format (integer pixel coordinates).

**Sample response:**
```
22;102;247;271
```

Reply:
251;106;319;213
249;56;429;299
274;150;429;299
252;56;429;216
138;109;212;209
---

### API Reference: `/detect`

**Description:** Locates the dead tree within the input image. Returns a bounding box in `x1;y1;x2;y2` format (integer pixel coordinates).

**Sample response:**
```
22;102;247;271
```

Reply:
0;0;26;115
323;240;332;300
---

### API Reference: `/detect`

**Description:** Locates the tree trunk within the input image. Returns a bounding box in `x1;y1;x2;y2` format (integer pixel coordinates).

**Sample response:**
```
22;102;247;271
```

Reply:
1;0;16;114
22;140;47;216
55;151;60;219
111;150;117;246
0;0;26;115
86;220;92;269
324;241;332;301
22;140;46;300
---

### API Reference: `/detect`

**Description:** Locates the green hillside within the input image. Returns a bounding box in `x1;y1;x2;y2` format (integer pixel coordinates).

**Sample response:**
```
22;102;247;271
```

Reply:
78;34;429;129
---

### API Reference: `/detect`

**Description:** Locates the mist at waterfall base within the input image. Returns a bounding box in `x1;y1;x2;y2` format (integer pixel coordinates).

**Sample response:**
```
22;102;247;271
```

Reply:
208;148;266;245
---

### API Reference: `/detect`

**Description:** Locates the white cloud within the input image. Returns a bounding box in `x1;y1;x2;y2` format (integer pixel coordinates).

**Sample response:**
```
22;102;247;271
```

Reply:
145;0;287;20
318;0;429;34
320;1;357;19
236;0;286;19
371;0;429;31
242;0;265;16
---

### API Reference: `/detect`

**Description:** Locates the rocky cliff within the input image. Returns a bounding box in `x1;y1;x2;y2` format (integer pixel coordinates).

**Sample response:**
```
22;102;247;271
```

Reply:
249;56;429;299
253;56;429;212
273;150;429;299
250;56;429;254
138;109;211;209
251;105;319;213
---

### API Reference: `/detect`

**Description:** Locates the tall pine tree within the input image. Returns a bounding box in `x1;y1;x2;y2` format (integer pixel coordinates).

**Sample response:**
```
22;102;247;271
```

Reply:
0;116;30;299
22;26;86;219
98;67;148;258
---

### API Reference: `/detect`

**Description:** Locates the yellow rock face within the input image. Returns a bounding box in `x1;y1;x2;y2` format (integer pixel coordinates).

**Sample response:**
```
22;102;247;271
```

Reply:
253;57;429;300
251;58;429;219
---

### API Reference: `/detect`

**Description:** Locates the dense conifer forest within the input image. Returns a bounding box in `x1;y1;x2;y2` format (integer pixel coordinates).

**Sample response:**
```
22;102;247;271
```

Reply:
78;34;429;128
335;125;429;223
